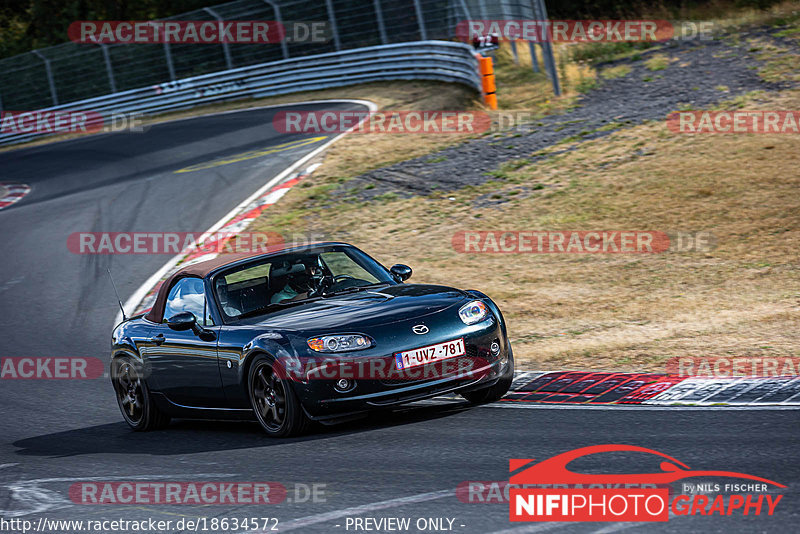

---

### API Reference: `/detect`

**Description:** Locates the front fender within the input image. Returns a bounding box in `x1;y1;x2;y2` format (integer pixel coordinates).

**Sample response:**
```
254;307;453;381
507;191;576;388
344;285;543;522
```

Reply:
238;332;301;387
110;319;151;375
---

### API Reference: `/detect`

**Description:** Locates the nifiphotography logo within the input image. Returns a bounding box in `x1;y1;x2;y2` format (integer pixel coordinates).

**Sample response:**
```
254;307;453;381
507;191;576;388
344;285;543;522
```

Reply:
509;445;784;522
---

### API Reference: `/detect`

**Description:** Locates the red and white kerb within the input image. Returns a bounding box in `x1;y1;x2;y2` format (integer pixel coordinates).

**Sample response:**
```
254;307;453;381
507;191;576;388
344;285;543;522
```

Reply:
0;183;31;210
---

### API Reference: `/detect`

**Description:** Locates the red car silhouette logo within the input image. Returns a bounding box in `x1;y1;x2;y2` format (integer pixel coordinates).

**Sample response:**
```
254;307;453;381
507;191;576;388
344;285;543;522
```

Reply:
510;444;785;487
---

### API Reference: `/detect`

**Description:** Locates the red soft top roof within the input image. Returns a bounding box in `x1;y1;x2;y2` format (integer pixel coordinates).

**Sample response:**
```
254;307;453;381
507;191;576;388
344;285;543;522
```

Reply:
143;242;336;323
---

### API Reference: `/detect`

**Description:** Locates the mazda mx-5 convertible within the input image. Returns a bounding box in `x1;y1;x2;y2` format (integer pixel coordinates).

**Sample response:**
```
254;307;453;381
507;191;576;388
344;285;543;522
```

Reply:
111;242;514;437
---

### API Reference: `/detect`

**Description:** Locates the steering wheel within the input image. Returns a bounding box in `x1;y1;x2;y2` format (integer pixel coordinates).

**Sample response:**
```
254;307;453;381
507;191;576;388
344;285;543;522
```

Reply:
307;271;333;297
333;274;355;283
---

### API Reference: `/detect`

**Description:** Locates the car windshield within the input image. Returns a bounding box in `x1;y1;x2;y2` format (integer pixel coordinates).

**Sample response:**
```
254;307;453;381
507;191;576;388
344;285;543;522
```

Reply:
213;245;395;321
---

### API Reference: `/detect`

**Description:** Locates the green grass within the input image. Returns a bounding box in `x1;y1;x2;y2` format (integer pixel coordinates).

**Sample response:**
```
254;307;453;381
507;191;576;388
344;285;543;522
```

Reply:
576;78;598;93
600;65;632;80
645;54;669;71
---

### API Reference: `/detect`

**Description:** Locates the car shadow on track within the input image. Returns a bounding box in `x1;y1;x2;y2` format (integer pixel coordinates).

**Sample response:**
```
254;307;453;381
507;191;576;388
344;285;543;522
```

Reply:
11;401;474;457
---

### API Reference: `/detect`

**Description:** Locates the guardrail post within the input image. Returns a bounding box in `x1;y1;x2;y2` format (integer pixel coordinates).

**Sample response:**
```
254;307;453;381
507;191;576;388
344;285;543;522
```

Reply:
99;44;117;93
412;0;428;40
457;0;472;20
518;0;540;72
324;0;341;51
204;7;234;69
152;21;177;80
32;50;58;106
531;0;560;95
163;42;177;80
509;40;519;64
263;0;289;59
454;0;472;44
502;0;519;65
373;0;389;45
528;41;540;73
477;0;488;20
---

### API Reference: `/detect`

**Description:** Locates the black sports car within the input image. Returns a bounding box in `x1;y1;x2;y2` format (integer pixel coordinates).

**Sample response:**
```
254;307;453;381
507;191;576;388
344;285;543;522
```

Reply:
111;242;514;437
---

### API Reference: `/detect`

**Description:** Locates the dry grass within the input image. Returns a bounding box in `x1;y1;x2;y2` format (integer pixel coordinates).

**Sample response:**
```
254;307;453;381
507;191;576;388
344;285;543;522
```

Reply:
669;0;800;30
613;0;800;31
492;41;591;110
563;0;800;69
251;88;800;372
748;37;800;83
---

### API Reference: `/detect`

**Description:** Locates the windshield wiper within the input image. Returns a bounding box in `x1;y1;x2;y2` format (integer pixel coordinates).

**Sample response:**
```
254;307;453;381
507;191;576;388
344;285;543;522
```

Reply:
235;297;316;320
323;282;391;297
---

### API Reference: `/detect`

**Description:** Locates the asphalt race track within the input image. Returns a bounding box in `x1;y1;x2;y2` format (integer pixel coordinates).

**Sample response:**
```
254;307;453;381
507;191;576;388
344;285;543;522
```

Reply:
1;104;797;533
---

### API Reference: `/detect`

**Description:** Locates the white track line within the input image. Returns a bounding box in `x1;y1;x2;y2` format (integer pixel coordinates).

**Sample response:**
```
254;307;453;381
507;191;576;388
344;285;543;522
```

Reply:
419;396;800;410
482;402;800;411
588;510;680;534
115;99;377;326
251;489;453;532
588;522;648;534
486;522;567;534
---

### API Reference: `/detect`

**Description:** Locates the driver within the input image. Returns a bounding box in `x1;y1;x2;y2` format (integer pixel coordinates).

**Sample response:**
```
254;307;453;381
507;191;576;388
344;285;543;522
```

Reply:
270;261;318;303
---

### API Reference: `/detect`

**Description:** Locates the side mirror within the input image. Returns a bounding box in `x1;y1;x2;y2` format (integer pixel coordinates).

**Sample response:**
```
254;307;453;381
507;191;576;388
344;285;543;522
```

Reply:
390;264;412;282
167;311;217;341
167;311;197;331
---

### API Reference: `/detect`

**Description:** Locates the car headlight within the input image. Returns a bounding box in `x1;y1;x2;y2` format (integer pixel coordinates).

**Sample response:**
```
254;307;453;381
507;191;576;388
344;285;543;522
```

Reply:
459;300;490;325
307;334;372;352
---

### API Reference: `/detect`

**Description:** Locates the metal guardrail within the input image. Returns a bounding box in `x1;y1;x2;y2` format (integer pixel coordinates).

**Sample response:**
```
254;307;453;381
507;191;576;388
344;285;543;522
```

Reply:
0;0;482;112
0;41;481;146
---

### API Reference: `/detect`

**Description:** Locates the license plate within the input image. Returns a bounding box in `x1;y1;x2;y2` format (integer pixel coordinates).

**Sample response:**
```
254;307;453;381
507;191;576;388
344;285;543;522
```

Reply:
395;338;466;370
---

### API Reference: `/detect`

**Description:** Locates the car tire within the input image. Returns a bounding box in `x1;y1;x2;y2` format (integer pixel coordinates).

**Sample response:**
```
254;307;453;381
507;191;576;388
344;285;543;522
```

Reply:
461;351;514;405
112;356;171;431
248;355;309;437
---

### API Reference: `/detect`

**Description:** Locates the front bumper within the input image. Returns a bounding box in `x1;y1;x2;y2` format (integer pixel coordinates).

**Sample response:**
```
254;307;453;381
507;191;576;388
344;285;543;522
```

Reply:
292;319;510;418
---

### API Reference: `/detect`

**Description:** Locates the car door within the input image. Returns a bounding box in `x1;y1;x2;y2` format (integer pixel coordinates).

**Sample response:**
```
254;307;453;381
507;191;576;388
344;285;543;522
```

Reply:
145;277;226;407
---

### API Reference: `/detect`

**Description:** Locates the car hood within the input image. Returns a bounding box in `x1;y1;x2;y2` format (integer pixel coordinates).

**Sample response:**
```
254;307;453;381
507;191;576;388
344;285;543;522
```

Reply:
239;284;469;332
